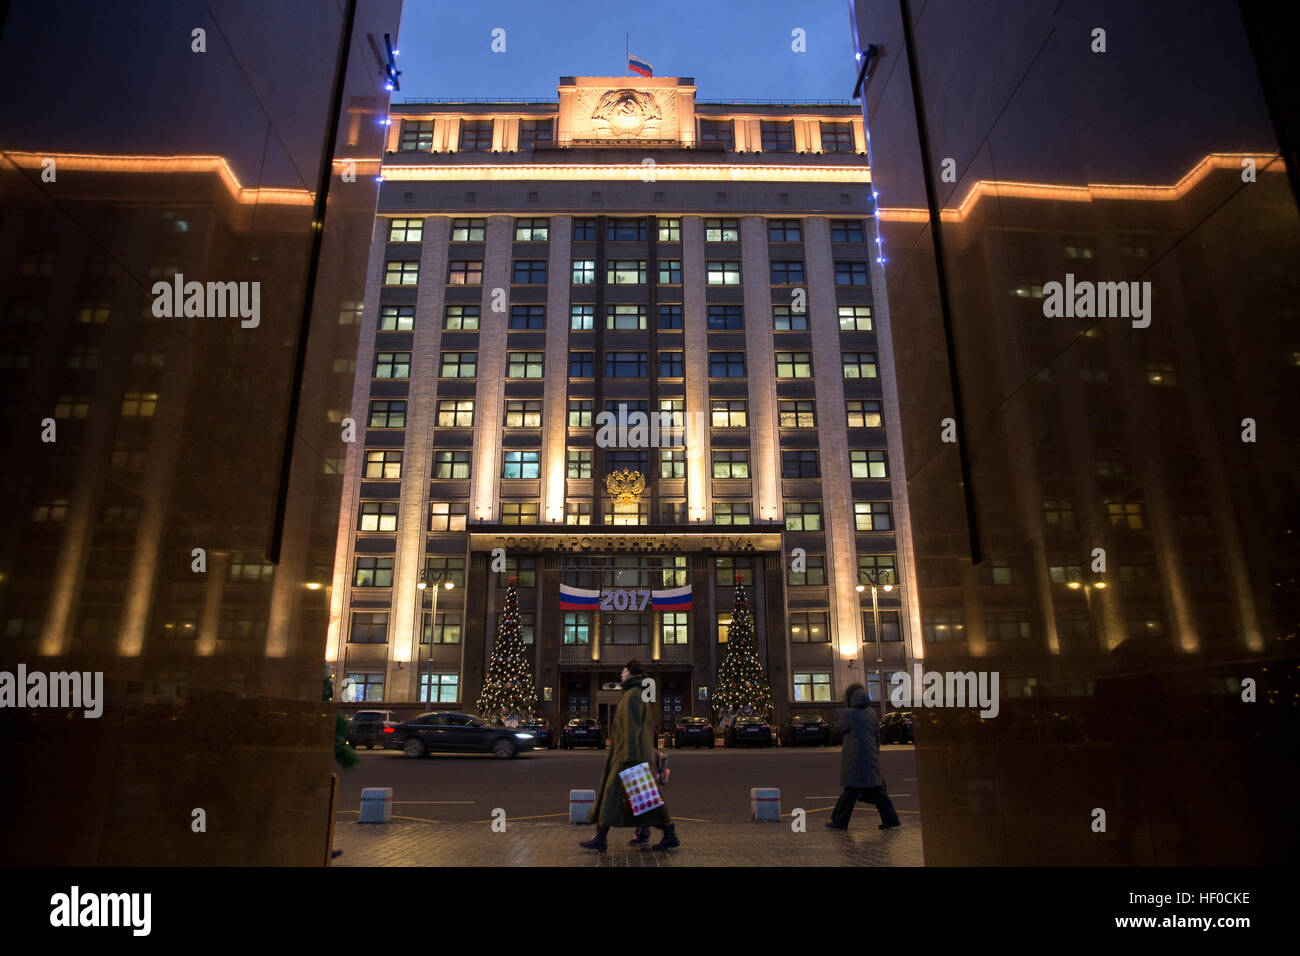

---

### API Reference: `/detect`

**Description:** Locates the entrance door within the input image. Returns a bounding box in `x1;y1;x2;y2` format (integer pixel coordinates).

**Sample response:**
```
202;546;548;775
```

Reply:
597;702;614;740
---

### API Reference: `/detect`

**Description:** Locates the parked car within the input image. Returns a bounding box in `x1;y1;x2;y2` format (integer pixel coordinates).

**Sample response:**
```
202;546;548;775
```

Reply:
346;709;400;750
672;716;716;749
879;710;915;744
560;718;605;750
385;712;535;759
725;716;774;748
779;714;832;747
519;717;553;748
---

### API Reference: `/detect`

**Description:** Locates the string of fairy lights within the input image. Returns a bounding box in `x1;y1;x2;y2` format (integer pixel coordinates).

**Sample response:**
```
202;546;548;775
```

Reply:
711;574;775;721
476;576;538;721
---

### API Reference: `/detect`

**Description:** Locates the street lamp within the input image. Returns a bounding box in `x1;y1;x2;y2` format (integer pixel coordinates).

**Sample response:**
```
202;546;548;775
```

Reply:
416;568;456;704
857;567;897;710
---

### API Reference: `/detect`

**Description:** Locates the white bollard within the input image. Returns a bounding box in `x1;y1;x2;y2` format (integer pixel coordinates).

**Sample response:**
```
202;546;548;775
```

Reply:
750;787;781;822
569;789;596;824
359;787;393;823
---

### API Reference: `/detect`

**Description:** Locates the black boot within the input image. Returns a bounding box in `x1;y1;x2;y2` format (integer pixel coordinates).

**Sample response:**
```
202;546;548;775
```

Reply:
629;828;651;846
652;824;680;851
579;826;609;852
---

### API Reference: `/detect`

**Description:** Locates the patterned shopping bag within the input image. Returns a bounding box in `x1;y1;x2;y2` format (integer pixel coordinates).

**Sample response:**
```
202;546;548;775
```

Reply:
618;762;665;816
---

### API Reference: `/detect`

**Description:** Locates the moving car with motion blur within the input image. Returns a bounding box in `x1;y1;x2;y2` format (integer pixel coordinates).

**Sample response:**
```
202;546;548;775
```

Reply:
725;716;774;748
879;710;915;744
346;709;400;750
779;714;832;747
560;718;606;749
671;716;716;749
519;717;554;748
385;712;535;759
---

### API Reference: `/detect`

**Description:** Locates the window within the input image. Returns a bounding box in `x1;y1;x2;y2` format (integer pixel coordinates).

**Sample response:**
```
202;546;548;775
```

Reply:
440;352;477;378
785;502;823;532
229;551;274;582
775;352;812;378
711;400;748;427
820;122;854;152
436;399;474;427
770;261;805;284
660;449;686;479
459;119;493;150
707;305;743;330
847;399;883;428
607;260;647;285
388;218;423;243
349;612;388;644
843;352;878;379
607;219;647;241
1108;502;1145;530
514;218;549;241
838;305;873;331
831;220;865;243
518;119;552;149
502;451;540;479
423;611;463;644
781;450;820;478
373;352;410;379
788;553;826;585
605;352;648;378
778;400;816;428
572;260;596;284
699;119;734;150
379;304;414;330
511;260;547;285
658;218;681;241
567;449;592;478
706;261;741;285
851;450;889;479
507;305;545;330
716;612;733;643
500;502;539;525
863;611;903;644
433;451;471;479
419;673;459;704
424;556;466;588
1043;499;1076;530
570;304;594;330
790;611;829;643
760;121;794;151
364;450;402;479
854;501;893;531
369;400;407;428
922;609;960;643
399;120;433;151
705;219;740;242
572;218;597;241
568;400;593;426
359;501;399;532
562;612;591;644
444;304;479;329
794;672;832;702
659;351;684;378
603;612;648;645
354;557;394;588
495;556;538;588
606;304;647;330
713;501;751;525
715;556;755;587
986;610;1031;642
768;220;801;242
120;391;158;417
658;260;682;284
384;261;418;285
504;400;542;427
451;218;485;242
661;612;689;645
835;262;870;285
55;395;89;419
712;450;750;479
342;672;385;702
565;500;592;525
429;502;468;531
658;304;683;329
448;260;483;285
767;307;803;335
660;399;685;431
709;352;746;377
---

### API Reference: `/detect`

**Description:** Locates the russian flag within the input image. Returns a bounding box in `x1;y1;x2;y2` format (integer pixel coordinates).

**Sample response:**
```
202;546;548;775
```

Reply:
628;54;653;77
652;585;692;611
559;584;600;610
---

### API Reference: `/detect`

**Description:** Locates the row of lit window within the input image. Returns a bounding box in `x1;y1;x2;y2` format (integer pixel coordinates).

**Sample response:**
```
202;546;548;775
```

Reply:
373;302;873;332
385;258;870;287
388;216;867;245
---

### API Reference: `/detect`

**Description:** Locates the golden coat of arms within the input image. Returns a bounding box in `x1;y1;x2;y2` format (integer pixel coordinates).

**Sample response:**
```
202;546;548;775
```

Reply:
604;469;646;506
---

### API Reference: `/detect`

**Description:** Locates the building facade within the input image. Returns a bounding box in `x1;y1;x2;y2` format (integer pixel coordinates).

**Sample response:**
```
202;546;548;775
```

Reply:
327;75;921;732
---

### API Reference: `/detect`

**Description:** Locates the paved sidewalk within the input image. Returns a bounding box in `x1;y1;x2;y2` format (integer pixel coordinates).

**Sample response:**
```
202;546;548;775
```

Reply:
332;811;923;866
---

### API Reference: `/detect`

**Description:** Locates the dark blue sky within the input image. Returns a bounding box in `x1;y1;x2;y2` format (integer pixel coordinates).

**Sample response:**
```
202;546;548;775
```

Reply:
393;0;856;102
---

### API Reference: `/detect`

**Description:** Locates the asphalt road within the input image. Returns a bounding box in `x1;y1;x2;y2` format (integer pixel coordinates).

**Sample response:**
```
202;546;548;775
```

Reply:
336;744;919;824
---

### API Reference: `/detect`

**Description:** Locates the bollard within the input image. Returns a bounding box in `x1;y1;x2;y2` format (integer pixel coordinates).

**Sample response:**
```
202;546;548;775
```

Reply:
359;787;393;823
750;787;781;822
569;789;596;824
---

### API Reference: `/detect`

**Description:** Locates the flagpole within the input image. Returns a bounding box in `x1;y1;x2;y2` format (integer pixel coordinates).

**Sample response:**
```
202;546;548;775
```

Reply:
625;33;629;76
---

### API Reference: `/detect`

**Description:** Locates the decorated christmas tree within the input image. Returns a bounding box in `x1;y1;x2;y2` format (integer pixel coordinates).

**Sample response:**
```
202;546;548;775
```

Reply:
477;576;538;724
711;573;774;721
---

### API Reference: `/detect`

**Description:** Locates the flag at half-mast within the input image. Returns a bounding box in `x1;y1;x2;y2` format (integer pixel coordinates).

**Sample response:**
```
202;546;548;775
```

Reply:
628;54;653;77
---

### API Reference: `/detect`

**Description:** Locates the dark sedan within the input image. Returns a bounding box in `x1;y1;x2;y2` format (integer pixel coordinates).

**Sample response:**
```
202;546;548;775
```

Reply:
560;718;605;750
879;711;915;744
346;709;400;750
385;712;535;759
672;716;715;749
725;716;774;748
520;717;554;748
779;714;831;747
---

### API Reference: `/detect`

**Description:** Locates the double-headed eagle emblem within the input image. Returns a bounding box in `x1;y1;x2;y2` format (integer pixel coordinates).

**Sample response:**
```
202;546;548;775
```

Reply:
604;468;646;506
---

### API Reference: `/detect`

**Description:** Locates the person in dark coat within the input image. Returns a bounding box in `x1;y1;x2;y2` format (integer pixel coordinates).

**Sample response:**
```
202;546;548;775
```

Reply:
580;661;679;852
827;684;901;830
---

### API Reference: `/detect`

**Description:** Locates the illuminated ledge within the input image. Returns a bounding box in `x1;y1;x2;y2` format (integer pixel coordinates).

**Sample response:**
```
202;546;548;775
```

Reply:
382;163;871;184
878;153;1286;223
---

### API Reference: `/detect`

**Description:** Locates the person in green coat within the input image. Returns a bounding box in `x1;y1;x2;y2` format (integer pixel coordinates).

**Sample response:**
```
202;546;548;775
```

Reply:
579;660;679;852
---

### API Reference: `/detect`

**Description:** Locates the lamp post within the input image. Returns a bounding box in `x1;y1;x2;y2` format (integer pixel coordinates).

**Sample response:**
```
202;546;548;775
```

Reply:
417;568;456;705
856;567;897;711
1066;570;1107;652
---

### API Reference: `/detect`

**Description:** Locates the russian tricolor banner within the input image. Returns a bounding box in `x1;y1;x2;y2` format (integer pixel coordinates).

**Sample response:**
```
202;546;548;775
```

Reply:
628;54;653;77
652;585;692;610
558;585;600;610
